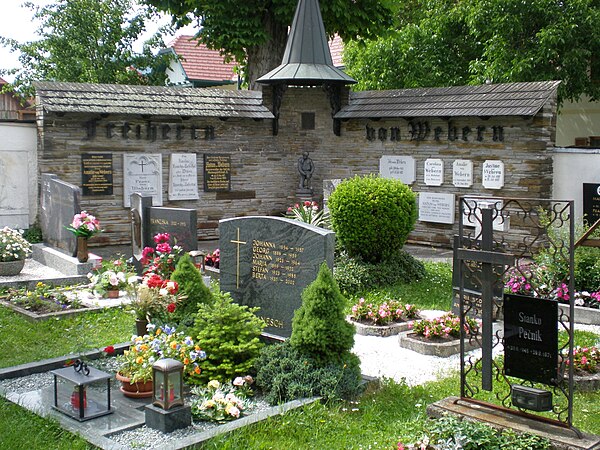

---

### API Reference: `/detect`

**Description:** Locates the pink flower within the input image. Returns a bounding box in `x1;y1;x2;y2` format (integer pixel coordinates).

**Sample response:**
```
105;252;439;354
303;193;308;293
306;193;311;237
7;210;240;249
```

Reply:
153;233;170;244
581;356;588;365
156;243;172;254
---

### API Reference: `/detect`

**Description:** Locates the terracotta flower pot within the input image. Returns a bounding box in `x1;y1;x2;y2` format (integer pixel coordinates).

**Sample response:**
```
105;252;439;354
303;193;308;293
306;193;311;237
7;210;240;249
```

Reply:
105;289;120;299
116;372;153;398
0;259;26;276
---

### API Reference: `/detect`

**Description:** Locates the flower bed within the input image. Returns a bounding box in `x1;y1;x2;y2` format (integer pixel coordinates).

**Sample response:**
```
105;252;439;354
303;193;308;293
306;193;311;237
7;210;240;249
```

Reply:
348;298;419;336
349;317;414;337
398;331;480;357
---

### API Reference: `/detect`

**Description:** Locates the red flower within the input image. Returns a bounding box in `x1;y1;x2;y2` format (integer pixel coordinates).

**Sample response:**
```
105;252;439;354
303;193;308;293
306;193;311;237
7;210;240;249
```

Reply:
103;345;115;355
141;246;154;264
304;200;311;207
167;303;176;313
145;273;164;288
153;233;170;244
162;280;179;294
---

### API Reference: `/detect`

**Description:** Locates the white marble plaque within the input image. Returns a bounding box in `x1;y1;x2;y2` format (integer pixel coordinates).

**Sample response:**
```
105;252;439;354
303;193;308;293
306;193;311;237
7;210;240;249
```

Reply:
123;154;163;207
463;199;510;232
424;159;444;186
452;159;473;188
482;160;504;189
169;154;199;200
379;155;416;185
418;192;455;224
0;151;29;228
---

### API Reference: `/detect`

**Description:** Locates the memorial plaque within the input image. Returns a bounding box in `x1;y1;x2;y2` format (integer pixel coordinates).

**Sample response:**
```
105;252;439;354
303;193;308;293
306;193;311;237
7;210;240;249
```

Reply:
379;155;416;185
169;153;199;200
219;216;335;338
81;153;113;196
147;207;197;252
40;173;81;256
123;154;163;207
462;199;510;232
504;293;558;385
204;154;231;192
424;158;444;186
583;183;600;225
452;159;473;188
418;192;455;224
482;160;504;189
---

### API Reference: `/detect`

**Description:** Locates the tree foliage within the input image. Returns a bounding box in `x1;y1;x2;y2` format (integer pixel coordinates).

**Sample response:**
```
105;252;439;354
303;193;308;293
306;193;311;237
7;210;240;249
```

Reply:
0;0;173;97
345;0;600;102
142;0;396;88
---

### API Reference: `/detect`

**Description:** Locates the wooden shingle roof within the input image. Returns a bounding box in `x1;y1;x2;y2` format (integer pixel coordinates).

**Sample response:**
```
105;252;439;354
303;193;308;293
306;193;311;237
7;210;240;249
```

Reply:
33;81;274;119
335;81;561;119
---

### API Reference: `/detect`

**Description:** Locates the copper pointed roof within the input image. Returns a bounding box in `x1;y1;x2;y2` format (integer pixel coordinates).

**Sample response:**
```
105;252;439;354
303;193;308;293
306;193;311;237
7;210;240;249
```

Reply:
257;0;355;86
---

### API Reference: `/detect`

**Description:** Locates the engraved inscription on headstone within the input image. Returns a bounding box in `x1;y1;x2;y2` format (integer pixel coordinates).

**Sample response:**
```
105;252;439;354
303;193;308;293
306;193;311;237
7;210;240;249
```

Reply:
482;160;504;189
147;207;197;252
379;155;416;185
452;159;473;188
583;183;600;225
424;158;444;186
504;293;558;385
203;154;231;192
123;154;163;207
81;153;113;196
169;153;199;200
40;173;81;256
219;216;335;338
418;192;455;224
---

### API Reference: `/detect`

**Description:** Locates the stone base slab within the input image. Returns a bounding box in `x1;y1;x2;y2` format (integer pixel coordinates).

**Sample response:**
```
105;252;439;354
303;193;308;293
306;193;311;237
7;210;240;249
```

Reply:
427;396;600;450
32;243;101;276
398;332;480;357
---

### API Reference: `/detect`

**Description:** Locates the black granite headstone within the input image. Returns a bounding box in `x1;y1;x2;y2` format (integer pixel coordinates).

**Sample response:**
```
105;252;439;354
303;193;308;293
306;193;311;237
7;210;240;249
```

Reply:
583;183;600;225
504;293;558;385
40;173;81;256
219;216;335;338
147;207;197;252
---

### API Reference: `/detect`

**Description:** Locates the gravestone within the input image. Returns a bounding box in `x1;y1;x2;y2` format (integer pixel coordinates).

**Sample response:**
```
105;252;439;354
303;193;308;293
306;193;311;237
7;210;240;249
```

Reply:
322;178;342;212
452;159;473;188
169;154;199;201
40;173;81;256
123;154;163;207
482;160;504;189
583;183;600;225
424;158;444;186
504;293;558;385
418;192;455;224
130;193;153;260
147;207;197;252
379;155;416;184
219;216;335;338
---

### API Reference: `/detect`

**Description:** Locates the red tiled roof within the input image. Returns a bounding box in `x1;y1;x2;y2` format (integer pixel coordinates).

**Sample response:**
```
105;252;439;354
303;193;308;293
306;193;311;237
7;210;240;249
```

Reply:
0;77;6;85
169;36;237;82
329;34;344;67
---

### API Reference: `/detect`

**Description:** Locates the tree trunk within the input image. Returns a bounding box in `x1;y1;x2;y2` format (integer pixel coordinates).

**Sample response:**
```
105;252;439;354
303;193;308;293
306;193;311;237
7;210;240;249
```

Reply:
247;13;288;91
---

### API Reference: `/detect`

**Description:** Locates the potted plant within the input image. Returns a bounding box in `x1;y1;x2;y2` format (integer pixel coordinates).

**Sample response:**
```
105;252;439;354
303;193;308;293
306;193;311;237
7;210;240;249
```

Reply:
0;226;32;276
116;324;205;397
88;257;136;298
65;211;102;262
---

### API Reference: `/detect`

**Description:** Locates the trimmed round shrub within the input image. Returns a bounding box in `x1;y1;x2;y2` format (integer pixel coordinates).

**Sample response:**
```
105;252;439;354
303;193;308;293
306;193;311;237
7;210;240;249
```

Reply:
170;254;214;328
328;175;417;263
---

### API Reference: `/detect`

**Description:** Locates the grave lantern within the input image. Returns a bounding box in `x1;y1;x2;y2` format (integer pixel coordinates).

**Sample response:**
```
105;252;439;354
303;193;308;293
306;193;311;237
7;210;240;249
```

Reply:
50;359;113;422
152;358;184;410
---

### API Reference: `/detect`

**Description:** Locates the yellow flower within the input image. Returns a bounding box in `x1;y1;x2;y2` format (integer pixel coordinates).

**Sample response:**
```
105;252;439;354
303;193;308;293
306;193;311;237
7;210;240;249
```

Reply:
136;356;144;364
170;341;178;350
194;366;201;374
141;344;149;351
183;357;190;365
208;380;220;389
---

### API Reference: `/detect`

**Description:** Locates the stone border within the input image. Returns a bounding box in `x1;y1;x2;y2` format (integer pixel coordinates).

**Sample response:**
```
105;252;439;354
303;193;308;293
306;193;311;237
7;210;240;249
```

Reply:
573;371;600;392
558;303;600;326
0;300;103;322
398;331;480;357
347;317;414;337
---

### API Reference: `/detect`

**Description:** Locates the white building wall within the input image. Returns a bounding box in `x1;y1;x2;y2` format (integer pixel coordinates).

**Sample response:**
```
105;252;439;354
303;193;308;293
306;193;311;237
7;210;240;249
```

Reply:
556;96;600;147
0;122;37;228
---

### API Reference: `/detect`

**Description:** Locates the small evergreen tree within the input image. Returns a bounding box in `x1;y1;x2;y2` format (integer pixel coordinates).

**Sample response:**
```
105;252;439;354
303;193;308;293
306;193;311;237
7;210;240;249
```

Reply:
170;254;213;327
290;262;355;364
190;290;265;384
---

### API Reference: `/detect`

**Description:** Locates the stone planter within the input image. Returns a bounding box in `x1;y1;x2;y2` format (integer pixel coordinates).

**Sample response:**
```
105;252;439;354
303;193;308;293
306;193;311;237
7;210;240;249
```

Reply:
572;371;600;392
0;259;26;276
116;372;153;398
398;331;480;357
558;303;600;326
348;316;414;337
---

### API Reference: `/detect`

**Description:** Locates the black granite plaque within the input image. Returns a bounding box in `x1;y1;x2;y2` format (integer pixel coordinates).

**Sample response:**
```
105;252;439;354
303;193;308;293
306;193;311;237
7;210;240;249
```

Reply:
203;154;231;192
504;293;558;385
583;183;600;225
81;153;113;196
40;173;81;256
147;207;197;252
219;216;335;338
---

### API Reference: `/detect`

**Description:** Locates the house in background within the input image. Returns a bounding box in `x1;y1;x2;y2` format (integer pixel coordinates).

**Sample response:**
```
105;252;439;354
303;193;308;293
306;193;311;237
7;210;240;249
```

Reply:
0;77;35;121
161;36;239;89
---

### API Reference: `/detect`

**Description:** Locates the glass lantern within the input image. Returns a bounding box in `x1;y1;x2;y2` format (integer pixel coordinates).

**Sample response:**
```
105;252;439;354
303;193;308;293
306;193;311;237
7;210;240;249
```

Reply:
152;358;184;410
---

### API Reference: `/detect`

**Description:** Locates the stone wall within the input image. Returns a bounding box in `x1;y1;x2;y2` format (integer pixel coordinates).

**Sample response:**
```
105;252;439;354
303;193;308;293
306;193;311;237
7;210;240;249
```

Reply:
36;86;557;247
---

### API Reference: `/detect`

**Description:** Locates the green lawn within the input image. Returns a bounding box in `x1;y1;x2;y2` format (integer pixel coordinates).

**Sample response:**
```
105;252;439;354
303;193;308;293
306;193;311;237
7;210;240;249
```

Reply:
1;263;599;449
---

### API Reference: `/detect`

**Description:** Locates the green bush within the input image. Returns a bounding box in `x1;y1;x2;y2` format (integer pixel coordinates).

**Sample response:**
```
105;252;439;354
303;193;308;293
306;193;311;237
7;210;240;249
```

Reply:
290;262;355;365
189;289;265;384
334;250;425;294
22;223;43;243
170;254;214;327
328;175;417;263
255;341;362;405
